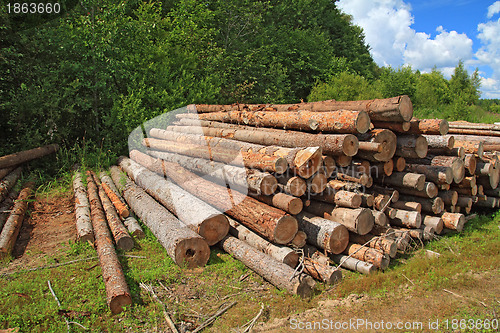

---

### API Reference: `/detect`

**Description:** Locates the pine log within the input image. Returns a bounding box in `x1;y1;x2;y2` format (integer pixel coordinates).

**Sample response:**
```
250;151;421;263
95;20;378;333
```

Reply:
0;183;34;258
457;176;476;189
99;172;145;238
72;171;94;243
389;209;421;228
119;157;229;246
95;179;134;251
330;254;376;274
305;171;328;194
391;201;422;213
277;175;307;197
0;144;59;169
398;182;438;198
371;210;389;227
384;207;398;219
334;190;362;208
0;189;18;233
343;243;389;270
149;129;323;178
110;166;210;267
394;157;406;172
249;192;303;215
148;150;277;195
456;196;473;210
166;125;359;157
398;194;444;214
302;244;342;284
475;196;497;208
101;182;129;219
0;167;22;203
370;225;396;239
219;235;315;297
477;172;500;190
227;217;298;268
190;109;371;134
441;212;465;232
408;155;464;183
356;129;397;162
439;190;459;205
452;186;478;196
85;173;132;313
371;194;391;211
369;184;400;203
408;118;449;135
335;173;370;187
448;121;500;131
296;211;349;254
335;154;352;167
370;160;394;177
349;232;397;258
361;193;375;207
395;135;428;159
130;151;298;244
326;179;363;192
143;137;287;174
422;215;443;234
322;155;336;178
422;135;454;149
405;164;453;185
0;167;14;180
476;161;493;176
453;139;484;157
375;171;425;191
370;121;410;133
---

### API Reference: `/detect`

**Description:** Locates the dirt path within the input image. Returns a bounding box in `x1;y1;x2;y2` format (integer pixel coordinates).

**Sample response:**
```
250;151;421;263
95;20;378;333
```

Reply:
0;192;76;274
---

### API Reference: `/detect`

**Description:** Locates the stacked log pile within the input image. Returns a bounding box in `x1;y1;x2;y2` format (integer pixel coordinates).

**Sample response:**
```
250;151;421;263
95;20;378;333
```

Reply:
99;95;500;298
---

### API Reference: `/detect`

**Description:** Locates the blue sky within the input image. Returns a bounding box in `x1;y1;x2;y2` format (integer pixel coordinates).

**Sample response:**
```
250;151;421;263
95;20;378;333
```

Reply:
337;0;500;98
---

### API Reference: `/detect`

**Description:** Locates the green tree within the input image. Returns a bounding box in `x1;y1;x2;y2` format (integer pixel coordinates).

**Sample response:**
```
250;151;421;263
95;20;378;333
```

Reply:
308;71;382;102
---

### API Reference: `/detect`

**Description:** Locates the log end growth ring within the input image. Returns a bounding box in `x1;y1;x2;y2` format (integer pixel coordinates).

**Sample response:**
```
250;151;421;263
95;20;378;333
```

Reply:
273;215;299;245
109;294;133;314
174;237;211;268
198;214;230;246
356;208;375;236
356;111;371;134
260;175;278;196
274;157;289;175
328;224;349;254
342;134;359;157
398;95;413;122
415;136;429;158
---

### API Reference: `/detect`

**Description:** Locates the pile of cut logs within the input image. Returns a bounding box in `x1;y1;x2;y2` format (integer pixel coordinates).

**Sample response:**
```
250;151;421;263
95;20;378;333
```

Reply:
74;96;500;302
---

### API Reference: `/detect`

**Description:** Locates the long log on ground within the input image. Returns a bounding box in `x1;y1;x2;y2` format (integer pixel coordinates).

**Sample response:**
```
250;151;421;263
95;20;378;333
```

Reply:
248;192;303;215
95;177;134;251
72;171;94;243
143;137;287;174
85;173;132;314
398;182;438;198
0;182;34;258
343;243;389;270
295;212;349;254
441;212;465;232
0;167;14;180
219;235;315;297
119;157;229;246
423;135;454;150
277;175;307;197
0;167;22;203
405;164;453;185
0;189;18;233
395;135;428;159
302;244;342;284
99;171;144;238
183;109;371;134
110;166;210;267
0;144;59;169
356;129;397;162
408;118;449;135
375;171;425;191
129;151;298;244
330;254;376;274
101;182;129;219
166;125;359;157
398;194;444;214
388;208;421;228
349;232;397;258
448;121;500;131
148;150;277;195
227;217;298;268
149;129;323;178
194;95;413;122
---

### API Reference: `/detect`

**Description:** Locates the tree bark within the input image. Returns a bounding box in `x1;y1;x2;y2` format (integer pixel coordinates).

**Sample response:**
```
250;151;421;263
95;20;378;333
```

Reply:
388;208;422;228
356;129;397;162
405;163;453;185
84;173;132;314
143;137;288;174
349;232;397;258
0;167;14;180
422;215;444;234
0;144;59;169
375;172;425;191
295;211;349;254
371;121;410;133
330;254;376;274
110;166;210;267
398;194;444;214
0;182;34;258
0;189;18;233
148;150;277;196
398;182;438;198
395;135;428;159
119;157;229;246
343;243;389;270
227;217;298;268
390;201;421;213
186;109;371;134
290;231;307;248
422;135;454;149
101;182;129;219
0;167;22;203
248;192;303;215
408;118;449;135
72;171;94;243
219;235;316;298
441;212;465;232
129;151;298;245
277;175;307;197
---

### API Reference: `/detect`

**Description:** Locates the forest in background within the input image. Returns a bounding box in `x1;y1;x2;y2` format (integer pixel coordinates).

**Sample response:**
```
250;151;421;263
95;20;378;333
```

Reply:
0;0;493;172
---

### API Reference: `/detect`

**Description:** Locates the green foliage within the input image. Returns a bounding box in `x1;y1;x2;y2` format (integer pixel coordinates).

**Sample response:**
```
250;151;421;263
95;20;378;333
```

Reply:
308;71;382;102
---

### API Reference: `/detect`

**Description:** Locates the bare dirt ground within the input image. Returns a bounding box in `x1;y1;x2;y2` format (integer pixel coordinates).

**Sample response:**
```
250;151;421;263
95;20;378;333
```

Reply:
0;193;76;275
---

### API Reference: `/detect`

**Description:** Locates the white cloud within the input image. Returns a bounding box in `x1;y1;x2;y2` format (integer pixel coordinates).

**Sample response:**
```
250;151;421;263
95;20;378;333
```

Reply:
487;1;500;18
476;14;500;98
337;0;473;73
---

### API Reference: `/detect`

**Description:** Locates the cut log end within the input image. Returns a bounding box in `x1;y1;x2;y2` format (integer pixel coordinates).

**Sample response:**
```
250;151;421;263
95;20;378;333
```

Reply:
109;294;133;314
415;136;429;158
274;158;289;175
287;197;304;215
356;111;371;134
174;237;211;268
293;275;316;299
116;237;135;252
283;252;300;268
198;214;230;246
260;174;278;196
294;147;323;179
274;215;299;245
398;95;413;122
343;135;360;157
328;224;350;254
357;208;375;236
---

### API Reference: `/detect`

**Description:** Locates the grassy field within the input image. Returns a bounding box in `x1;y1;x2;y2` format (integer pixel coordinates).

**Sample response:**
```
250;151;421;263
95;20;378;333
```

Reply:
0;187;499;332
